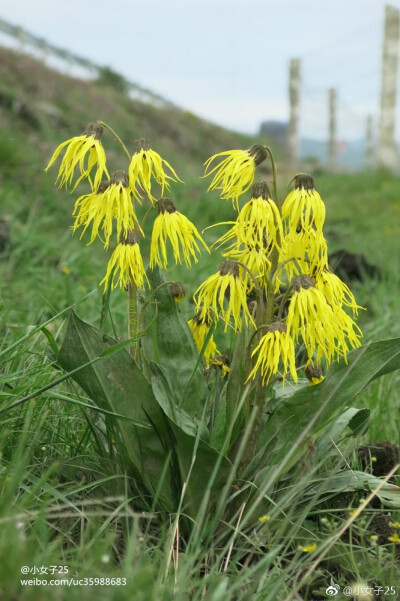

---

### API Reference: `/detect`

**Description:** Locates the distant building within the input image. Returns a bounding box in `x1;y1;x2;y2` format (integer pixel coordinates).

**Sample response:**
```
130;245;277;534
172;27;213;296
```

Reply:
259;120;288;146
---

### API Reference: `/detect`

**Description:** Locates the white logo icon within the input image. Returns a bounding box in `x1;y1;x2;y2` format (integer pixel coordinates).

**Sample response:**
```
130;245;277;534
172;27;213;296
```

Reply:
326;584;340;596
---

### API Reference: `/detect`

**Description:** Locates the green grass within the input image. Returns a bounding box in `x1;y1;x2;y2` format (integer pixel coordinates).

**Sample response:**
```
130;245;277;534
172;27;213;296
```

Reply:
1;46;400;601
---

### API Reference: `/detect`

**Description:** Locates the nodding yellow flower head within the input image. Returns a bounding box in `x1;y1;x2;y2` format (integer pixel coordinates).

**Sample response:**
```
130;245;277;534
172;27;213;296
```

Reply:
100;228;148;291
280;229;328;283
388;533;400;544
204;144;268;209
247;322;298;385
236;182;283;249
128;138;182;203
150;197;209;269
314;266;363;316
170;281;186;303
72;171;141;250
194;260;255;332
282;175;326;235
305;363;324;386
188;310;220;366
287;275;362;365
45;122;108;191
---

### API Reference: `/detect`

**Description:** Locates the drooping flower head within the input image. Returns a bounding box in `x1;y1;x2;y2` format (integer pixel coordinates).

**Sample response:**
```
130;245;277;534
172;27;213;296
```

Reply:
188;310;220;366
45;122;108;191
280;228;328;283
236;182;283;251
286;274;362;366
170;281;186;303
100;228;149;291
204;144;268;209
194;260;255;332
72;171;141;249
314;266;363;316
247;322;298;385
282;175;326;236
150;197;209;269
305;363;324;386
128;138;182;203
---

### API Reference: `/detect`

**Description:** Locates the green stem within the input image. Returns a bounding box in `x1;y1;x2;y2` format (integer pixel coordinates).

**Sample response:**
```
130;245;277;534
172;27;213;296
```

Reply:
237;147;282;476
128;281;138;360
98;121;132;163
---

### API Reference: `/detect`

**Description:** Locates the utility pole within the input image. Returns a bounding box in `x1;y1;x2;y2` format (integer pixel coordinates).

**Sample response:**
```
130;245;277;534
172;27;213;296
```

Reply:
377;4;400;171
366;115;374;170
288;58;301;167
328;88;337;171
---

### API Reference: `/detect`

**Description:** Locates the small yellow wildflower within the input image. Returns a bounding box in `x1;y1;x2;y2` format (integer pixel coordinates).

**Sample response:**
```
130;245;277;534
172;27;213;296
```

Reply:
282;175;326;235
247;322;298;385
258;515;271;523
61;266;71;275
100;229;149;291
150;198;209;269
194;261;254;332
388;533;400;543
371;456;377;462
389;521;400;529
314;266;363;316
45;121;108;191
300;543;317;553
211;355;231;376
128;138;182;203
72;171;140;249
280;229;328;282
188;310;220;366
204;144;268;209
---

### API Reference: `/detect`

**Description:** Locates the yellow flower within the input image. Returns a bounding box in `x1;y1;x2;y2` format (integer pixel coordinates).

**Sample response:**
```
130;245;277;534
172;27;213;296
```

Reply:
194;261;255;332
188;311;220;366
204;144;268;209
247;322;298;385
300;543;317;553
305;363;324;385
282;175;325;235
235;182;283;251
170;281;186;302
389;521;400;529
314;266;363;316
100;229;148;291
211;355;231;376
72;171;140;249
258;515;271;523
224;245;271;292
45;122;108;191
388;533;400;543
150;198;209;269
286;275;361;365
280;230;328;282
128;138;182;203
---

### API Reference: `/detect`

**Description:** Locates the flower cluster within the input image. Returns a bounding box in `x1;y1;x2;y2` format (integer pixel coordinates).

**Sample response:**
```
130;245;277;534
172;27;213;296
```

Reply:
46;123;208;291
193;147;363;383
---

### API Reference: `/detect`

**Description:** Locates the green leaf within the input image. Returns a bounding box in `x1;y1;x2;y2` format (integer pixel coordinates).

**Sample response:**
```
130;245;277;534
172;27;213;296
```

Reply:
304;470;400;508
139;266;208;423
150;361;209;441
57;310;178;511
315;407;370;459
253;338;400;475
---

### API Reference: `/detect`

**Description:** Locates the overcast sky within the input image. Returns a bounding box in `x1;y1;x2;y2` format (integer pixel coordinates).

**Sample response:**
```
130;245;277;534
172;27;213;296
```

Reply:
1;0;399;140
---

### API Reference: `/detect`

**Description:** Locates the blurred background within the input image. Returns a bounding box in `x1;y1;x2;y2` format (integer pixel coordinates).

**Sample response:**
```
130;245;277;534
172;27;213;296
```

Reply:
0;0;399;171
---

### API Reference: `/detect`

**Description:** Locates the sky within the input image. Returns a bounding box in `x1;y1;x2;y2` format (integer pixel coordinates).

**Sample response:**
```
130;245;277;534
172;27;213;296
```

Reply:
0;0;399;141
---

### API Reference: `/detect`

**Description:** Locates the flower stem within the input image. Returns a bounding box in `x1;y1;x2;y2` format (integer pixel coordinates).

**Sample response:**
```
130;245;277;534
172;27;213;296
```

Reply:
128;281;138;360
98;121;132;163
238;146;281;475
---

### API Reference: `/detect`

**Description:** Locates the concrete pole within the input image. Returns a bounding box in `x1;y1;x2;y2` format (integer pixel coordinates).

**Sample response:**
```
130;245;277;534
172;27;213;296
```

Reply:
377;4;400;171
328;88;337;171
288;58;301;167
366;115;374;170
